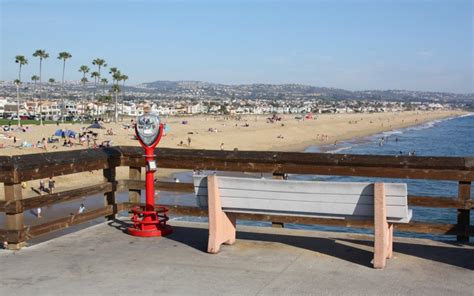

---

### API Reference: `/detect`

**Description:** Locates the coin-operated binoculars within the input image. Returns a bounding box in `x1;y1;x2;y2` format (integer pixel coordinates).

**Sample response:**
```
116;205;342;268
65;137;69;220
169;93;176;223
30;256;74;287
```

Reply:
128;113;173;237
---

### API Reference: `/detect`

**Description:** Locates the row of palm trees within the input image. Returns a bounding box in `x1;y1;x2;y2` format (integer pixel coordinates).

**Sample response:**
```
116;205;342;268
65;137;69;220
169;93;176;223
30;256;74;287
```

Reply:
14;50;128;125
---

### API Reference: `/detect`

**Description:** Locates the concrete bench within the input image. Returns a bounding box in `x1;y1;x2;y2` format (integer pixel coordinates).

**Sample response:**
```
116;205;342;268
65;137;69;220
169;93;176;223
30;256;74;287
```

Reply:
188;175;412;269
158;174;412;268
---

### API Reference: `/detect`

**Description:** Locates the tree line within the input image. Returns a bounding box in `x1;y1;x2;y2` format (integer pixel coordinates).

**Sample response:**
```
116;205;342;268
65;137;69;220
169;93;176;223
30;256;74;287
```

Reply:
14;50;128;124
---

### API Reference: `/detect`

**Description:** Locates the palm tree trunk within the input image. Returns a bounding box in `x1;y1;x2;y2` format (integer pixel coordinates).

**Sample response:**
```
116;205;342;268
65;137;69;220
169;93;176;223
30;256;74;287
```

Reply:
16;84;20;126
17;65;22;126
39;58;43;125
93;77;97;110
121;81;125;122
115;90;118;123
61;60;66;123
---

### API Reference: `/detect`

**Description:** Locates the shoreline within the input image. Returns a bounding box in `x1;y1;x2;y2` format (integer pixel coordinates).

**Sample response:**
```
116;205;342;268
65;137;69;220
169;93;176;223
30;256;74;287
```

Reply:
309;112;474;154
265;110;470;153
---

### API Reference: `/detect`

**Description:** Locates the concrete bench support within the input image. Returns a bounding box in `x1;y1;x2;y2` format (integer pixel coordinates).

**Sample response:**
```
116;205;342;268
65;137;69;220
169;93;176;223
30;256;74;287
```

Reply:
207;175;236;253
374;182;394;269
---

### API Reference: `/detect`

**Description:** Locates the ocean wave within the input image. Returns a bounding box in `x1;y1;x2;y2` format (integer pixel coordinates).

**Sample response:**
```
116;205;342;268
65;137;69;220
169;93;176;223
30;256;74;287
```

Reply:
382;130;403;136
327;146;353;154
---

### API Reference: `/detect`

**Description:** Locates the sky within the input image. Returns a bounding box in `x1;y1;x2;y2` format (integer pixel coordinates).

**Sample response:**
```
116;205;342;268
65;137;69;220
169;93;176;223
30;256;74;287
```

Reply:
1;0;473;93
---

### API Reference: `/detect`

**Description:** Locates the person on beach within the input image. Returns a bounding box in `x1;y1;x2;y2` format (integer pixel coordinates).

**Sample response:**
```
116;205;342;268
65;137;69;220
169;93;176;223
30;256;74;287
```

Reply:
48;177;55;194
220;143;224;150
36;207;42;218
187;137;191;146
42;138;48;151
39;179;45;192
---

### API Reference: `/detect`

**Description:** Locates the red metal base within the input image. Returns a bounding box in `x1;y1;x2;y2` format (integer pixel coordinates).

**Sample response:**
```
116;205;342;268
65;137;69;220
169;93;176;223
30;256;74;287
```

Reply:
127;225;173;237
127;205;173;237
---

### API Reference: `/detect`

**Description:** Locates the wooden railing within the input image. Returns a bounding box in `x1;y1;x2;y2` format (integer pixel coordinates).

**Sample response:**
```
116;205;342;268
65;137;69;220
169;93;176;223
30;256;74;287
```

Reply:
0;146;472;249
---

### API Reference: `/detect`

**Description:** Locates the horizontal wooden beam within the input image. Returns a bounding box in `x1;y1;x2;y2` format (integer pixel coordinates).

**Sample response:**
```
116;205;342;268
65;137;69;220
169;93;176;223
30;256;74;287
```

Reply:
6;148;122;183
25;205;114;238
0;228;26;243
117;147;474;181
118;179;195;193
120;202;473;236
0;156;14;183
0;183;113;214
408;195;473;209
2;147;473;182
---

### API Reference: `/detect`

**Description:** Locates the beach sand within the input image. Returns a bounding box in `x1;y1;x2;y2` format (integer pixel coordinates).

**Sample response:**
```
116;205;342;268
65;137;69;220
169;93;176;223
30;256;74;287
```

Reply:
0;110;466;200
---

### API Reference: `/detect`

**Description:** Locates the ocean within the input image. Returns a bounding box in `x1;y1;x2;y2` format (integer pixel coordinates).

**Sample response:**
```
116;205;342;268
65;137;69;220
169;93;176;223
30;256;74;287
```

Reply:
287;113;474;240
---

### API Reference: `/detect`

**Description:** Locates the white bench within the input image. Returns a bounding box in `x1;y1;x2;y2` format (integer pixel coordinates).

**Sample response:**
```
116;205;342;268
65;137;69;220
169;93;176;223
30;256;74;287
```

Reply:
160;174;412;269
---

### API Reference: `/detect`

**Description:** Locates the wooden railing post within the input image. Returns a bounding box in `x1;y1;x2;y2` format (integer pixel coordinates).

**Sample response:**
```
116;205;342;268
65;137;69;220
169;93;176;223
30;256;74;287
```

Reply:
457;181;471;242
129;166;142;204
103;167;117;220
4;183;24;250
271;172;287;228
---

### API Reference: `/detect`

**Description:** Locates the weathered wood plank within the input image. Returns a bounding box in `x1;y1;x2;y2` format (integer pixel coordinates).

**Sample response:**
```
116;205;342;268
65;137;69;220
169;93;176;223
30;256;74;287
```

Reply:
0;229;26;243
457;181;471;242
4;183;24;246
9;148;122;182
103;168;117;220
120;202;472;236
24;183;112;212
118;147;474;171
2;147;474;182
119;179;195;193
0;156;15;183
128;167;142;203
26;205;114;238
408;195;473;209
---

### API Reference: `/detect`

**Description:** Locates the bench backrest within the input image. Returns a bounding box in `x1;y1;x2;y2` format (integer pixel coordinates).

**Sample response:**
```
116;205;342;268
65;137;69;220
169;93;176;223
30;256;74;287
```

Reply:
193;175;411;223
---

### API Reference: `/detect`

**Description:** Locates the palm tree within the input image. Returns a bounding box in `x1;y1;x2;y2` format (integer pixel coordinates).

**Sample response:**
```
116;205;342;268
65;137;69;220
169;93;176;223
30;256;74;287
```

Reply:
57;51;72;122
78;65;90;95
15;55;28;126
92;58;107;97
31;75;40;90
120;74;128;121
32;50;49;124
31;75;40;119
78;65;90;79
42;78;56;123
80;77;89;121
92;58;107;76
96;78;109;116
90;71;100;104
109;67;121;123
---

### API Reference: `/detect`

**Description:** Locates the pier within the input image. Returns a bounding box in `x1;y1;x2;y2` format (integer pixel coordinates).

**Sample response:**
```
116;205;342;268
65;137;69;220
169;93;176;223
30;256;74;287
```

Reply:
0;147;474;295
0;147;473;293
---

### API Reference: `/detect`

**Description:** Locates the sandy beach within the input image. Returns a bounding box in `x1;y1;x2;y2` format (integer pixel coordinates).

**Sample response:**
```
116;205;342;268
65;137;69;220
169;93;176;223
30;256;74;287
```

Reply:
0;110;467;200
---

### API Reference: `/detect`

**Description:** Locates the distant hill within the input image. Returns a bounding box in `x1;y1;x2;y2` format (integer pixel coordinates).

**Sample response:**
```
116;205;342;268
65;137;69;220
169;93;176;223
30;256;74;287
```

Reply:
137;80;473;102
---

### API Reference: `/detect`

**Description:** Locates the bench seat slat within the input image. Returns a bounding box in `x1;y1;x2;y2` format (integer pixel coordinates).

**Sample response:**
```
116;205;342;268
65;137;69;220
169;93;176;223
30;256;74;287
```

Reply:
195;189;407;206
194;176;407;196
218;196;409;219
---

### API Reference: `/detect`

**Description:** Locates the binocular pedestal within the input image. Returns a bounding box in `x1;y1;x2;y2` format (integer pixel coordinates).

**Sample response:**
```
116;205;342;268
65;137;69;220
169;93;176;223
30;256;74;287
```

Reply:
127;148;173;237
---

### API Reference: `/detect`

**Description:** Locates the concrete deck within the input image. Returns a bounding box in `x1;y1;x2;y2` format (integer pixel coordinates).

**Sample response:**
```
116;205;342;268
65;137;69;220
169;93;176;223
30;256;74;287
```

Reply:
1;220;473;296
